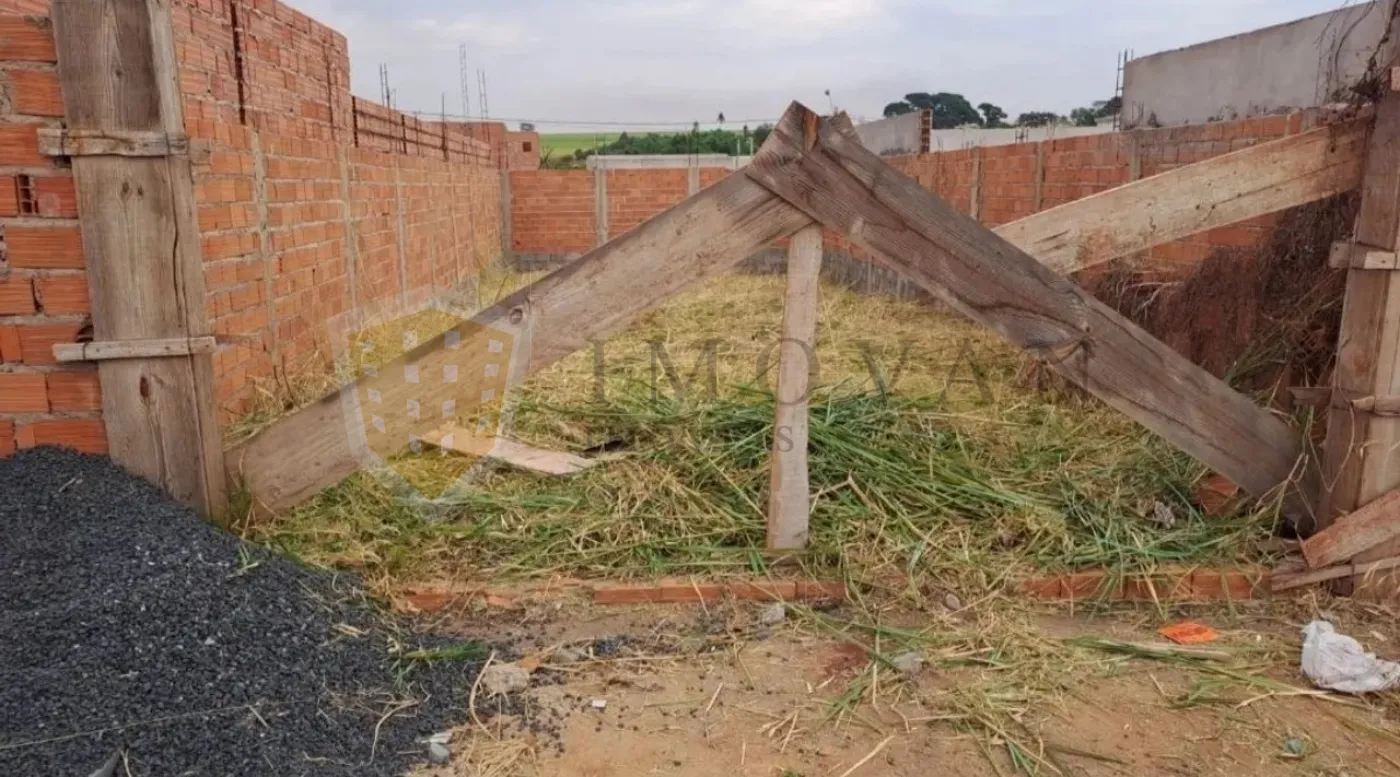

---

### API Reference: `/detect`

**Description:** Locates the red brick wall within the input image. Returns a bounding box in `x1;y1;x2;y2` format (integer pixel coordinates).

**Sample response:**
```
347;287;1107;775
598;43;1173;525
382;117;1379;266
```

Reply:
171;0;505;418
0;13;105;458
510;169;595;254
509;113;1315;280
607;169;688;235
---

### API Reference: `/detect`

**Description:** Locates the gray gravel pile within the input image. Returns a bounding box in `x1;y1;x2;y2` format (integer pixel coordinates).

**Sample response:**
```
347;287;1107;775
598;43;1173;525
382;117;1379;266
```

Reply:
0;447;487;776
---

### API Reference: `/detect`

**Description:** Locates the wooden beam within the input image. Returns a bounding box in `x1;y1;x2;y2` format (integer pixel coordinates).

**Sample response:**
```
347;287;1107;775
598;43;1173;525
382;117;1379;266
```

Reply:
1330;241;1400;270
53;336;218;363
767;225;823;550
421;429;596;476
994;120;1367;275
746;103;1314;516
1302;489;1400;569
52;0;226;516
227;142;815;511
38;127;189;158
1325;42;1400;594
1272;556;1400;592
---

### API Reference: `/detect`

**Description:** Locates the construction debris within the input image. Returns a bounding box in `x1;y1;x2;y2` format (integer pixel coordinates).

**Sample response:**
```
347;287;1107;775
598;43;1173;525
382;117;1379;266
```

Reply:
1300;621;1400;693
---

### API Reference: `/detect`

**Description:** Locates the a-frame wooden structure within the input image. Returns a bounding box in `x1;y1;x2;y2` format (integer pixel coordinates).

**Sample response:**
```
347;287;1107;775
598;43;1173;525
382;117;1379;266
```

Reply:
228;100;1370;527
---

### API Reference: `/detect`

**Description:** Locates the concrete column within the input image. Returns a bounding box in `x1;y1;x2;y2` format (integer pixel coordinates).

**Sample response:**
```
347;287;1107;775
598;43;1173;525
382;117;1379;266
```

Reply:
392;155;409;307
337;146;362;321
969;146;983;221
250;129;279;366
594;167;609;246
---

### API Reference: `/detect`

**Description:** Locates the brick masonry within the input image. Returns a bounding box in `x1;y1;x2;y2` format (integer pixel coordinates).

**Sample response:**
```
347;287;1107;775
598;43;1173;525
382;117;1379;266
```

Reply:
0;10;105;458
509;112;1316;281
171;0;506;419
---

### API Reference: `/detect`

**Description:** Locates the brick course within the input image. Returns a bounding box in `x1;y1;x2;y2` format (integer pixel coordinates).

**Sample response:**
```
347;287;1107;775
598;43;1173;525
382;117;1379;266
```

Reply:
172;0;506;419
510;112;1313;280
0;10;104;459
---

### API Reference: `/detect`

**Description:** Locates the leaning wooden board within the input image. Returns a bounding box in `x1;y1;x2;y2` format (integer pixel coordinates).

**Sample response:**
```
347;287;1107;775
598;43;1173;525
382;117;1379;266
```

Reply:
745;103;1314;516
226;143;816;511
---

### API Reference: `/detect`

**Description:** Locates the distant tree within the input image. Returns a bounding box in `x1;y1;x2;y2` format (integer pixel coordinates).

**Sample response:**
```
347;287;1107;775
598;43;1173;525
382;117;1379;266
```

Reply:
752;123;773;149
883;92;981;128
977;102;1009;128
1069;107;1098;127
1016;111;1059;127
1094;96;1122;118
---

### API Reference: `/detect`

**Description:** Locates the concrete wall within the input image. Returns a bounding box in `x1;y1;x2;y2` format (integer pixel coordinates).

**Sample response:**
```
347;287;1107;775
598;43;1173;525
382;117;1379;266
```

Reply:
929;124;1115;151
587;154;751;170
854;110;929;156
1123;2;1386;128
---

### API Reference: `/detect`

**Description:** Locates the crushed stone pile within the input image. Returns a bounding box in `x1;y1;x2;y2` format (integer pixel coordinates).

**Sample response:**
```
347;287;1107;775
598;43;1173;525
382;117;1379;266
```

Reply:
0;447;486;776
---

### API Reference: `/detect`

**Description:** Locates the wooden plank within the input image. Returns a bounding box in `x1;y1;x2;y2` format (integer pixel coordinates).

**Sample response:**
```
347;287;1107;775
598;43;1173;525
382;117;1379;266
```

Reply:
422;428;596;476
1301;489;1400;568
1329;241;1400;270
994;120;1367;275
227;140;816;511
38;127;188;157
746;103;1314;517
1322;5;1400;595
767;225;822;550
53;336;217;362
52;0;225;515
1272;556;1400;592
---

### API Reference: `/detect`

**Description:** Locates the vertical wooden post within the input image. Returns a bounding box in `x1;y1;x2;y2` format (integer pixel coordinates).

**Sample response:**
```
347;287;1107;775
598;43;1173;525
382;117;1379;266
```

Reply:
1319;0;1400;593
51;0;226;515
767;226;823;549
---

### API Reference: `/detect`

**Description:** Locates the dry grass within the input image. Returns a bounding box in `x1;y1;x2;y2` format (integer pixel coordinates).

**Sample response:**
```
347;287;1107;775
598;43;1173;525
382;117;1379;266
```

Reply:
228;267;1388;776
239;269;1282;598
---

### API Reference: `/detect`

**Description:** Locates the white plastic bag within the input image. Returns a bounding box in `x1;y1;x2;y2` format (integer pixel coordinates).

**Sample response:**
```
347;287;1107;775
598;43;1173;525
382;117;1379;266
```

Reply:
1300;621;1400;694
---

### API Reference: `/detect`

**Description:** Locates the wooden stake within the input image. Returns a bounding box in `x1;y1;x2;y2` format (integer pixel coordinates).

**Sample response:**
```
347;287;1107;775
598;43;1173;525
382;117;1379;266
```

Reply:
51;0;226;515
767;226;823;549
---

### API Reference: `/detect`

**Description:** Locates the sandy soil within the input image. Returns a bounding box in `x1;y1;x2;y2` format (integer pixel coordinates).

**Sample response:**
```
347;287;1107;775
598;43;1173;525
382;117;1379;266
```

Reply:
410;591;1400;777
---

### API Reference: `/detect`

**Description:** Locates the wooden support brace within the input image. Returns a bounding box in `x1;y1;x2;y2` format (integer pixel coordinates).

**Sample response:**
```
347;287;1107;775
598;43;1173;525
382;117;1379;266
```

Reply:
38;127;190;157
1329;241;1400;270
746;104;1315;518
53;336;218;363
1301;489;1400;568
767;225;823;550
51;0;226;516
996;120;1366;275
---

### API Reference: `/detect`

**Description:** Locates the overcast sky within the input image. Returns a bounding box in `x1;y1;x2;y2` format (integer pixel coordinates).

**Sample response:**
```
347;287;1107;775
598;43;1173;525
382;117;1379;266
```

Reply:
285;0;1358;131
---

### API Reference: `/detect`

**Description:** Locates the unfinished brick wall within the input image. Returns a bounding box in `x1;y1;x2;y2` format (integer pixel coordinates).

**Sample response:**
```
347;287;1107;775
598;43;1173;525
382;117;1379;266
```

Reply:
171;0;505;419
0;12;105;458
510;112;1315;280
510;166;731;256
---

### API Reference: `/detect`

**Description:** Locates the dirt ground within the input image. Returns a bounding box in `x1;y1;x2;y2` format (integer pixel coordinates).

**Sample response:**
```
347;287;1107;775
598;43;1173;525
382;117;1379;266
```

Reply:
409;591;1400;777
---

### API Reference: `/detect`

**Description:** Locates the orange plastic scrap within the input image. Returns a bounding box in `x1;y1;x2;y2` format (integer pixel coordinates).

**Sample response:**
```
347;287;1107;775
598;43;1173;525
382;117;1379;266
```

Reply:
1158;621;1219;645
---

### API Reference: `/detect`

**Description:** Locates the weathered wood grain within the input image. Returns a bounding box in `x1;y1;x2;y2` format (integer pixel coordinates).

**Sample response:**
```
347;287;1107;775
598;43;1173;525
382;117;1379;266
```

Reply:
52;0;225;515
995;120;1367;275
1301;489;1400;569
227;147;815;511
746;103;1314;516
53;336;218;362
38;127;189;157
767;225;823;550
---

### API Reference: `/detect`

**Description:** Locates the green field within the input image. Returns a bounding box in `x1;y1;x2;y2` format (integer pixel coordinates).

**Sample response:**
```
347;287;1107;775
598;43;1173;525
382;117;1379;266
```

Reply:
540;132;629;159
